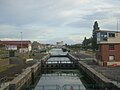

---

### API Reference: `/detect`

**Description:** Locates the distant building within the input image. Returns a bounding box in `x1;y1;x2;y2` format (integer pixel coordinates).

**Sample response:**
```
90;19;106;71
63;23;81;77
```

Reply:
95;30;120;66
0;40;31;53
56;41;64;47
32;41;46;51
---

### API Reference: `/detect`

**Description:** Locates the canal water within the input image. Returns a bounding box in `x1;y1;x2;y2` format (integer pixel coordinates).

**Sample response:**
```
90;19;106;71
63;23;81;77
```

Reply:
49;48;68;56
33;48;98;90
35;70;86;90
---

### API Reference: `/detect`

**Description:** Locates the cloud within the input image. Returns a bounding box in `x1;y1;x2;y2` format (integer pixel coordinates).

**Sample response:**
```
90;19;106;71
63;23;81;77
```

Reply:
0;0;120;44
67;33;91;44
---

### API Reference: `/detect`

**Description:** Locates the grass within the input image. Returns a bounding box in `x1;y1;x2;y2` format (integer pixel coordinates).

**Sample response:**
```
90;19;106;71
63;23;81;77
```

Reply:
0;64;16;73
68;48;80;52
85;50;96;55
0;49;8;55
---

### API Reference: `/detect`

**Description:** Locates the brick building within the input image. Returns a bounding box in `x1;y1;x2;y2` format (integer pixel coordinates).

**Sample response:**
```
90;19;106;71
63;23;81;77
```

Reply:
95;30;120;66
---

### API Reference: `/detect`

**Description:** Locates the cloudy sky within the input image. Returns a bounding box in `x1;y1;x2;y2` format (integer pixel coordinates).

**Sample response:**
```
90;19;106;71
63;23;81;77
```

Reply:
0;0;120;44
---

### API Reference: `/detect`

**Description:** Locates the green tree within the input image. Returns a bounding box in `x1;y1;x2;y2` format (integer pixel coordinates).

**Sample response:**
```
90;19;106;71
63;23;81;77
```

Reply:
82;37;87;50
65;43;67;47
92;21;100;51
82;37;92;50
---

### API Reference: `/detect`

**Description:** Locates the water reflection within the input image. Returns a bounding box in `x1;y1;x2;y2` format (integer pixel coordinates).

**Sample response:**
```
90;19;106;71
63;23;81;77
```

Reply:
49;48;68;56
34;70;86;90
47;48;71;64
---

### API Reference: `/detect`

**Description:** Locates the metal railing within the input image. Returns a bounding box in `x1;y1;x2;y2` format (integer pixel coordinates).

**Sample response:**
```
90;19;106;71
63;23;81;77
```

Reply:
42;61;73;64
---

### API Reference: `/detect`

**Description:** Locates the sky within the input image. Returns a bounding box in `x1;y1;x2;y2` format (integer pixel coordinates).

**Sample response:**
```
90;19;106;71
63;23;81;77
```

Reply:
0;0;120;44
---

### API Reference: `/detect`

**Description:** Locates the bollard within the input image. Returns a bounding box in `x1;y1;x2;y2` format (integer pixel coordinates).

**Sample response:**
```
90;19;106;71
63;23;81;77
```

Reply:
31;68;34;85
9;84;16;90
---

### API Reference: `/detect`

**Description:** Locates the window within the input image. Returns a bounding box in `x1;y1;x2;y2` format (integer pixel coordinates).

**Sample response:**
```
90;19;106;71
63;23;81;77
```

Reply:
101;32;107;41
109;33;115;37
109;44;115;50
109;55;115;61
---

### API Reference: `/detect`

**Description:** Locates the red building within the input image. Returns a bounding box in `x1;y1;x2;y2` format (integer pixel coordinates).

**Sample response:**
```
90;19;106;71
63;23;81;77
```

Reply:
0;40;31;53
95;30;120;66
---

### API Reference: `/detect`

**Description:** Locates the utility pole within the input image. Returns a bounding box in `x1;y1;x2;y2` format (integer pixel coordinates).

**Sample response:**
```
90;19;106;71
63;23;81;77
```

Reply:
117;19;118;32
21;32;22;50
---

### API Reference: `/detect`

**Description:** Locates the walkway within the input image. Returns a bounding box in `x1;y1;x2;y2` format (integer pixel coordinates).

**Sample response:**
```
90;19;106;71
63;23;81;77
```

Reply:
72;51;120;84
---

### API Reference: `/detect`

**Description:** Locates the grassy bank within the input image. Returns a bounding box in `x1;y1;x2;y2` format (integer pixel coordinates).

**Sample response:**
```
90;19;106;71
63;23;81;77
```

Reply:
0;64;16;73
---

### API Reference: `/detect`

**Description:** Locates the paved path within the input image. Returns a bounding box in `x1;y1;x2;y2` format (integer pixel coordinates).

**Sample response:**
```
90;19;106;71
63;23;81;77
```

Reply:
71;51;94;59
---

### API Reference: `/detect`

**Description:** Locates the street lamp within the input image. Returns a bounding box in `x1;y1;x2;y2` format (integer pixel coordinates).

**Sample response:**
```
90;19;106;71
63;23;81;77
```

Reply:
21;32;22;50
117;18;120;31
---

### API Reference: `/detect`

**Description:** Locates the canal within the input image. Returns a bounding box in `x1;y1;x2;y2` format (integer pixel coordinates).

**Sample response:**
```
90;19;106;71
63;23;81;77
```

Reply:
31;48;99;90
35;70;86;90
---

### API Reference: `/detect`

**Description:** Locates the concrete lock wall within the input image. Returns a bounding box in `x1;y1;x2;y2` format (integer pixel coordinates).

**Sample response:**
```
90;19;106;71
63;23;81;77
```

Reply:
68;53;120;90
0;83;9;90
0;54;47;90
41;54;50;61
78;61;120;90
67;54;78;63
0;62;41;90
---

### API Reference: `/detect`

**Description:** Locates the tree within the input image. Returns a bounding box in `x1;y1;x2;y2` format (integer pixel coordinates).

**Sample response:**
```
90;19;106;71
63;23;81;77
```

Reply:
93;21;100;31
92;21;100;51
65;43;67;47
82;37;88;50
82;37;92;50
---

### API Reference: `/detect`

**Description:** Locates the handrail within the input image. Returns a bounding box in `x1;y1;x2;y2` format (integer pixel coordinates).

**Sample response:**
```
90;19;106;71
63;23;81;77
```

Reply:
41;61;77;64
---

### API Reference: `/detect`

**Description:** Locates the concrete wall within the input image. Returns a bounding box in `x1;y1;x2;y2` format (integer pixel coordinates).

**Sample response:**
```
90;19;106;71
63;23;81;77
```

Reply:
68;53;120;89
0;61;41;90
67;54;78;62
78;60;120;90
9;62;41;90
41;54;50;61
0;83;9;90
0;54;54;90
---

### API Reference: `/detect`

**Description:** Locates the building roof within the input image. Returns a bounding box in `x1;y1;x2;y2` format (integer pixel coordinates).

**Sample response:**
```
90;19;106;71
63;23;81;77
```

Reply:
0;40;31;45
95;30;120;33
